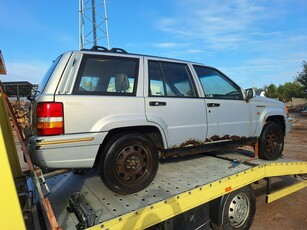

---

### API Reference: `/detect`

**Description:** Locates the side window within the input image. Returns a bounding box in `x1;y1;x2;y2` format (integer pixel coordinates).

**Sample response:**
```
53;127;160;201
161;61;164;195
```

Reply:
74;55;139;95
193;65;243;99
148;61;165;96
39;54;63;94
148;60;197;97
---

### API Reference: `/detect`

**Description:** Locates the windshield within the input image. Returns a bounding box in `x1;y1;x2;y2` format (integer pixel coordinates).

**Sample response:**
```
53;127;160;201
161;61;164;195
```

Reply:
38;54;63;94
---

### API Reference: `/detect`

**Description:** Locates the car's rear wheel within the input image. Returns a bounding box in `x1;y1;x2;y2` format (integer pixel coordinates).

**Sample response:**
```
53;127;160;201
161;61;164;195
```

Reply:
258;122;284;160
99;132;159;194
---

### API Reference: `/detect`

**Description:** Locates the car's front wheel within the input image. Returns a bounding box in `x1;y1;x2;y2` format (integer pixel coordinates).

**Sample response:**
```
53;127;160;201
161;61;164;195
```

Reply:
99;132;159;194
258;122;284;160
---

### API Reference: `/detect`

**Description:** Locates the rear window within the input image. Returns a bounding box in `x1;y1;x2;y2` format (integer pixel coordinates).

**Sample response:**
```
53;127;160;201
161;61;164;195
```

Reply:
38;55;63;94
73;55;139;96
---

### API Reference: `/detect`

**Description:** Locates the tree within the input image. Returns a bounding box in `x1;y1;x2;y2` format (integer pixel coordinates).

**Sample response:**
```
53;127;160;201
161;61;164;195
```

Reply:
264;82;304;102
264;61;307;102
295;61;307;91
277;81;304;102
264;84;278;98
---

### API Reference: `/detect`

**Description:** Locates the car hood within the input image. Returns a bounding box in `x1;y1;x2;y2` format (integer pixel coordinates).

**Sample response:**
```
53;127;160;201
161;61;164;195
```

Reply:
251;96;285;108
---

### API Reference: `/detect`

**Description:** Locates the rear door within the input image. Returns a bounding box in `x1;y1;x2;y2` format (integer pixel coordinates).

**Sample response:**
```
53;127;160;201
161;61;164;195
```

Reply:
56;53;143;134
193;65;257;141
144;59;207;148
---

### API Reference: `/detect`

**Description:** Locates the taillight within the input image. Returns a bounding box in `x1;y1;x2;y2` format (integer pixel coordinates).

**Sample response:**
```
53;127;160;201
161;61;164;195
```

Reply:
36;102;64;136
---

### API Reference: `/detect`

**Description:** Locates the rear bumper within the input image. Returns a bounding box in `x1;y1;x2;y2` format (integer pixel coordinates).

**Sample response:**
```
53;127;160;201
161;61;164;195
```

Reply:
27;132;107;169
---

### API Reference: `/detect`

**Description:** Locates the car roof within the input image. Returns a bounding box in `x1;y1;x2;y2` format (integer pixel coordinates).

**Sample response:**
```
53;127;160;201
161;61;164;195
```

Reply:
78;46;203;65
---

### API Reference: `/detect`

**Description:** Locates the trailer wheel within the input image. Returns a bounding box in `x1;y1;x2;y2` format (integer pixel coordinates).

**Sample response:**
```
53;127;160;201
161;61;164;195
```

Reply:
99;132;159;194
258;122;284;160
212;185;256;230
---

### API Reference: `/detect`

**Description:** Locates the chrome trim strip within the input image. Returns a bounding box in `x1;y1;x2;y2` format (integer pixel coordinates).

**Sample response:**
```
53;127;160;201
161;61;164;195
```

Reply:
38;137;95;146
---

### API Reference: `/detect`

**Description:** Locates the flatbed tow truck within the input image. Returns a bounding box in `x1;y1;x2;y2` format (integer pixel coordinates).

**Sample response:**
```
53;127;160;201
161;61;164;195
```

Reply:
1;82;307;230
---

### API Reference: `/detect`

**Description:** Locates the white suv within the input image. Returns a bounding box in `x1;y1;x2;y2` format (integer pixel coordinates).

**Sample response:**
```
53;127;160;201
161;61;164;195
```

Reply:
27;46;292;194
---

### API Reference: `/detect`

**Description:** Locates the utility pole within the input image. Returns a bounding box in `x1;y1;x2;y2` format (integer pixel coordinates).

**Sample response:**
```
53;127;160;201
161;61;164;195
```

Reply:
79;0;110;49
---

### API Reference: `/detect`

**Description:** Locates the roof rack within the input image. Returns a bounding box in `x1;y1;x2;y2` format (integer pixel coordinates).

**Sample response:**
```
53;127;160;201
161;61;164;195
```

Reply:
110;47;128;54
81;46;128;54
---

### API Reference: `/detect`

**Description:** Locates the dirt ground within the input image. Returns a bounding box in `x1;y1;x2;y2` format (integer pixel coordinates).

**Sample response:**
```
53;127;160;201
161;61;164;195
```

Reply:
250;113;307;230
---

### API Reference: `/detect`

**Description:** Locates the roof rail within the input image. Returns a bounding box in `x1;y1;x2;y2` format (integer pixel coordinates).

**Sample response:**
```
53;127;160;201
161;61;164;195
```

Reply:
81;46;128;54
110;48;128;54
80;46;109;52
91;46;110;52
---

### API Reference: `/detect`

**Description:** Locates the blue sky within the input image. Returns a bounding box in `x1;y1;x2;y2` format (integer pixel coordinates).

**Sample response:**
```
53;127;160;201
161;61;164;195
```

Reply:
0;0;306;89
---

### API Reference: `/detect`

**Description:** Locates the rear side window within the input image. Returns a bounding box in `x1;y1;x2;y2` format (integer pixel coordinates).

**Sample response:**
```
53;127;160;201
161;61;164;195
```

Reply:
74;55;139;96
148;60;197;97
39;54;63;94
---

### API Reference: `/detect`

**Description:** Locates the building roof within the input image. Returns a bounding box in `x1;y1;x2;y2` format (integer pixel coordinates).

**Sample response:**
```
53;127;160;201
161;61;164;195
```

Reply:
0;50;7;75
2;81;37;98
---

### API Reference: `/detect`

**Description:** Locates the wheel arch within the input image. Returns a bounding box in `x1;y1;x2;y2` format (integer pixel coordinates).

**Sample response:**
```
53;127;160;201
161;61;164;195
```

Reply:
265;115;285;135
94;125;165;166
209;185;256;228
209;192;229;226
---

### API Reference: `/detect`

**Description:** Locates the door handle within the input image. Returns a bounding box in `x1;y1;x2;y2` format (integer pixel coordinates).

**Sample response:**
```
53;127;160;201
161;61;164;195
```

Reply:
149;101;167;106
207;103;220;107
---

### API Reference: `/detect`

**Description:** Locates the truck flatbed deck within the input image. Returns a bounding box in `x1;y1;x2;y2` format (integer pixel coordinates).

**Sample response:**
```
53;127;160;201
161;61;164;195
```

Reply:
46;150;307;230
2;82;306;230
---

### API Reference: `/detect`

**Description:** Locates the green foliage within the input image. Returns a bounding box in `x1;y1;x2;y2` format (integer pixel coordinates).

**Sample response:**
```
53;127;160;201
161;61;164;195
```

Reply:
295;61;307;90
264;60;307;102
264;84;278;99
264;81;304;102
277;81;304;102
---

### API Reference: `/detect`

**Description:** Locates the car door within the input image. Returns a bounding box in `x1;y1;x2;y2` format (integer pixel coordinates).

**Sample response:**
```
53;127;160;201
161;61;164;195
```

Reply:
193;65;257;141
144;59;208;148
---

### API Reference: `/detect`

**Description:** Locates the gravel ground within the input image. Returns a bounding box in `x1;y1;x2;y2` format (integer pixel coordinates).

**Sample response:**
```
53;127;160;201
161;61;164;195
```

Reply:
250;113;307;230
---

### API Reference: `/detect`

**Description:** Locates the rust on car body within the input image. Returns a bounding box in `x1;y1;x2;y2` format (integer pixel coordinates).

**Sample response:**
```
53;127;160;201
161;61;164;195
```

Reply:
163;136;257;158
180;140;202;147
206;135;246;142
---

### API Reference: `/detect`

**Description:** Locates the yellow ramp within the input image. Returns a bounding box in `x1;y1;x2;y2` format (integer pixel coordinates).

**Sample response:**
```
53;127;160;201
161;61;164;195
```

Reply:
0;87;26;229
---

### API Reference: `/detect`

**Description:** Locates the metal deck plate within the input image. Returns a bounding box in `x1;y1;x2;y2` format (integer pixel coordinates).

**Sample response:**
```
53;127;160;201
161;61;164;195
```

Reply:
47;150;257;229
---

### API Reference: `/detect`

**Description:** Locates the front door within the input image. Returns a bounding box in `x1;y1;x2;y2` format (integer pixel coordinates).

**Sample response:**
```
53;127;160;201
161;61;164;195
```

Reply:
193;65;257;141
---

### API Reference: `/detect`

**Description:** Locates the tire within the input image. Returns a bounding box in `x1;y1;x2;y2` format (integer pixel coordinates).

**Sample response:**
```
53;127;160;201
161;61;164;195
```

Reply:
99;132;159;194
212;186;256;230
258;122;284;160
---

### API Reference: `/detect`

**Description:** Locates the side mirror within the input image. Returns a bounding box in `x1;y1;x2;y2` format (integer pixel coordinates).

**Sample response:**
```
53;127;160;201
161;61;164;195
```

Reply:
245;88;256;101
